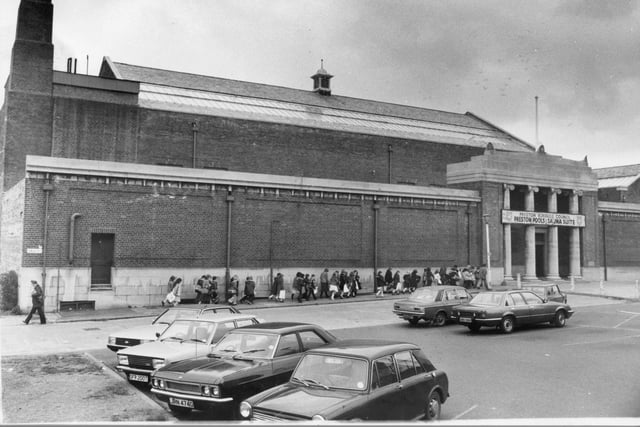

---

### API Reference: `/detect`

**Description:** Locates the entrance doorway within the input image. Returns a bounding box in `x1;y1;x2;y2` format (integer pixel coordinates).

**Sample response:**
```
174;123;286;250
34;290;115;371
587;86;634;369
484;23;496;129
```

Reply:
91;233;114;286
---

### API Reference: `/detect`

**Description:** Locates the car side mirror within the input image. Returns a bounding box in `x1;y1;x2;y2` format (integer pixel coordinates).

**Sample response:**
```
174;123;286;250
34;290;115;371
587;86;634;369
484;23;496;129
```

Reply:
542;298;548;303
155;332;161;338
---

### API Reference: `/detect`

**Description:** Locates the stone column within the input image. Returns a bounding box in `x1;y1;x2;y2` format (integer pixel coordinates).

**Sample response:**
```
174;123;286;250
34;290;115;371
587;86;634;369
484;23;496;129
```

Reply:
503;184;515;279
569;190;582;279
546;188;562;280
524;186;538;280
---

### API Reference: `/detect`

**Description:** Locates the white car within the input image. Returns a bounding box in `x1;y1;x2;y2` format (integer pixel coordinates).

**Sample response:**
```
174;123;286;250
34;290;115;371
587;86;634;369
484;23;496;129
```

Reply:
107;305;240;352
116;313;260;386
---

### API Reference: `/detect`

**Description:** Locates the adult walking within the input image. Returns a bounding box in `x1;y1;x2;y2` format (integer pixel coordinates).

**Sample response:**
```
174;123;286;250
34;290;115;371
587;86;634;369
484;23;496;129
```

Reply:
319;268;330;298
162;277;182;307
239;276;256;305
23;280;46;325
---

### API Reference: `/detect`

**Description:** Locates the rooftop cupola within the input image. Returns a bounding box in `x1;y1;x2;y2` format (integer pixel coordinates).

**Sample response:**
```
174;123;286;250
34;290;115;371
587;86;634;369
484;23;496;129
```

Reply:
310;59;333;96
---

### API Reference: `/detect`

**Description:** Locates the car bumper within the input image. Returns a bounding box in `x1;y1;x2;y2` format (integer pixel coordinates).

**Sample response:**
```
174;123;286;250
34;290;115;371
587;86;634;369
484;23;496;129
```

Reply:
393;310;426;319
151;388;233;410
456;317;501;327
107;344;126;352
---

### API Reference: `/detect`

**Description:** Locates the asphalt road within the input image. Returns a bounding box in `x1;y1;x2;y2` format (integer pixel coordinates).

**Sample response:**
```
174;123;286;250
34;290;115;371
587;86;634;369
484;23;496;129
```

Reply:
82;295;640;421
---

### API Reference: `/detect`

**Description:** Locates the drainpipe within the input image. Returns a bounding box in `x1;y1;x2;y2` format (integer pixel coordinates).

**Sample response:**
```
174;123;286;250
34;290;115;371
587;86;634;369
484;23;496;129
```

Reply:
373;201;380;292
602;213;608;281
191;121;199;168
41;176;54;310
387;145;393;184
68;213;82;264
225;189;234;297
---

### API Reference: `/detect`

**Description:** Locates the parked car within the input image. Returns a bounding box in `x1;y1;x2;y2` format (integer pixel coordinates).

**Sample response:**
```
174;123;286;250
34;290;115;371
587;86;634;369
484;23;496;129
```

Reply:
150;322;338;418
452;290;574;334
116;313;259;385
393;285;472;326
239;339;449;422
521;283;567;303
107;305;240;352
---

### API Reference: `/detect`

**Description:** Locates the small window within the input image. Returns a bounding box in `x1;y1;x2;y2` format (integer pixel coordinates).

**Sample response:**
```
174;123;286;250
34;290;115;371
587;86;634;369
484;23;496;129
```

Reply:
275;334;300;357
511;293;527;306
372;356;398;389
395;351;417;380
299;330;328;351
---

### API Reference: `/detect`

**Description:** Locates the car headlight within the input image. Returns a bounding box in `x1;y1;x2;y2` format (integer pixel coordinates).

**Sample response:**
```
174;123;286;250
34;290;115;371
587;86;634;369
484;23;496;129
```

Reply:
239;401;252;419
108;336;116;345
152;358;165;369
479;311;486;319
151;378;166;389
312;415;326;421
117;355;129;365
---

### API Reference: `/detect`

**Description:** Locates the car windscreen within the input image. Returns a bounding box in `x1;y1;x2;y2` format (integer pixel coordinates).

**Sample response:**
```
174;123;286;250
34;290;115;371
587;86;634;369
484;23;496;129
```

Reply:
159;320;216;343
292;354;368;391
469;292;504;306
409;288;439;302
155;308;201;325
211;332;278;359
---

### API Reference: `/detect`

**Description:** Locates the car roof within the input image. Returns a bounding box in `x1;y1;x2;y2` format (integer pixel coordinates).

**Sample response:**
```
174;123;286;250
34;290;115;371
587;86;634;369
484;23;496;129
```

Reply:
232;322;320;333
307;339;419;359
168;313;257;323
416;285;465;291
522;283;559;288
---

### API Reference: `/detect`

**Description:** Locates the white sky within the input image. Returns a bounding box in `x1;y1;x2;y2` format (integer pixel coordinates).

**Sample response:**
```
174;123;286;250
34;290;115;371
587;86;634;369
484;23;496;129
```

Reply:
1;0;638;169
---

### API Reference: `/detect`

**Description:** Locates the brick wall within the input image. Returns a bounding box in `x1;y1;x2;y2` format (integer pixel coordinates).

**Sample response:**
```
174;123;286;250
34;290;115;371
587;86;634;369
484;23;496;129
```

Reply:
22;175;479;306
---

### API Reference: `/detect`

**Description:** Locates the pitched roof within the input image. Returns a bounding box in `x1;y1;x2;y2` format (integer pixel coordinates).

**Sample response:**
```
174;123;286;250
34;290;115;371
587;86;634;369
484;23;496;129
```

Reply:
100;58;534;153
593;164;640;190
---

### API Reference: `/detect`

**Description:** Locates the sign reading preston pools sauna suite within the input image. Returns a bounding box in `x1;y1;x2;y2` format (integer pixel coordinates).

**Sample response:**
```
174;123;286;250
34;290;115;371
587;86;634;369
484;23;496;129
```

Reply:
501;210;586;227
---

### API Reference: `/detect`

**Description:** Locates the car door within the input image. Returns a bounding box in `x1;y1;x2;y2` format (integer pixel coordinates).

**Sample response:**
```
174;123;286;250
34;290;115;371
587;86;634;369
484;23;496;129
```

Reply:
270;332;304;387
394;350;432;420
508;293;533;325
521;291;555;323
366;355;403;421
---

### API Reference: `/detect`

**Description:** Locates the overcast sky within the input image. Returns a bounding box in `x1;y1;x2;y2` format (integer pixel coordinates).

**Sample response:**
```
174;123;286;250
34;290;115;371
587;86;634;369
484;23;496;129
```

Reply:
1;0;638;169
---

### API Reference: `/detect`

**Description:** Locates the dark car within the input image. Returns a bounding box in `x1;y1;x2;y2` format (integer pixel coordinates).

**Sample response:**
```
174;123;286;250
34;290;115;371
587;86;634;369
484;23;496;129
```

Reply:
521;283;567;303
149;322;338;418
239;339;449;422
107;305;240;352
393;285;472;326
452;290;574;334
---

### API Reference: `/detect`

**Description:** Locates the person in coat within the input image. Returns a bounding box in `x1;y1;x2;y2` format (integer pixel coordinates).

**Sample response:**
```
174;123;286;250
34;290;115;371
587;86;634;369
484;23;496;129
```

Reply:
23;280;46;325
240;276;256;305
319;268;330;298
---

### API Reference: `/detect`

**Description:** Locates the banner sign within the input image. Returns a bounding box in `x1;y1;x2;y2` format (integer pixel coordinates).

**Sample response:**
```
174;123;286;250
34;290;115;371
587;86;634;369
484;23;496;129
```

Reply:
501;210;585;227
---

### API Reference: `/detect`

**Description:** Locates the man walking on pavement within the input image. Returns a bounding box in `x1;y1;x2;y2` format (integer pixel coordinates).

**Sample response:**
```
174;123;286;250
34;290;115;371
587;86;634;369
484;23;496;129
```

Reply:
23;280;46;325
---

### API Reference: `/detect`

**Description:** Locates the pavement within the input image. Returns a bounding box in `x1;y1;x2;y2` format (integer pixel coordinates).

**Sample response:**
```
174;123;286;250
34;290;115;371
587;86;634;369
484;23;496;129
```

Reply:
3;279;639;326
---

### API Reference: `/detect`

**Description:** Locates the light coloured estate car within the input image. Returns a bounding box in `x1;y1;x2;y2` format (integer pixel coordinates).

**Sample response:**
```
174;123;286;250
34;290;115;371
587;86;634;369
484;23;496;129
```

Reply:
116;313;259;385
107;305;240;352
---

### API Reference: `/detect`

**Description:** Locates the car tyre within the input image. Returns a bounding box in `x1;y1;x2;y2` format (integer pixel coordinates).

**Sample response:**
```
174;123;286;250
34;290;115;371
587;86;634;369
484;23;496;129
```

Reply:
500;316;515;333
409;318;420;326
467;323;481;333
168;404;193;417
425;390;441;420
433;311;447;327
553;310;566;327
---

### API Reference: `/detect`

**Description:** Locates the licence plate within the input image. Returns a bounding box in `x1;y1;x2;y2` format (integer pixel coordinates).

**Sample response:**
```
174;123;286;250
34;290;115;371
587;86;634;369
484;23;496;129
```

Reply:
129;373;148;382
459;317;472;323
169;397;194;408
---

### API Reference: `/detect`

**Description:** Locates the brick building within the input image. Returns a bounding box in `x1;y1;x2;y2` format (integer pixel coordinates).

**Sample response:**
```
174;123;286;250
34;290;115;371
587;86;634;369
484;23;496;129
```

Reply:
2;0;639;312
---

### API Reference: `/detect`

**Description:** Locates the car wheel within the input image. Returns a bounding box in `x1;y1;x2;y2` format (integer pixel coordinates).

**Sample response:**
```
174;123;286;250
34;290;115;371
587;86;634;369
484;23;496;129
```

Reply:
467;323;481;333
553;310;566;327
168;404;192;417
425;390;441;420
433;311;447;327
409;318;420;326
500;316;515;334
